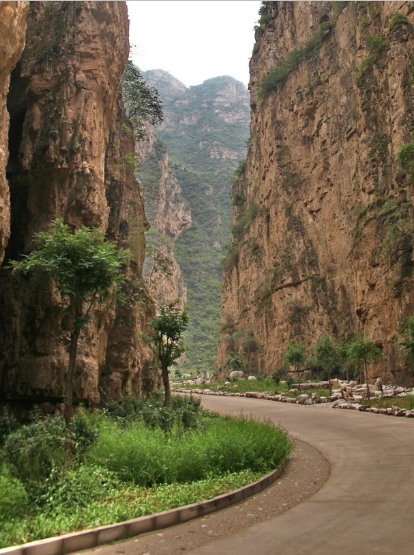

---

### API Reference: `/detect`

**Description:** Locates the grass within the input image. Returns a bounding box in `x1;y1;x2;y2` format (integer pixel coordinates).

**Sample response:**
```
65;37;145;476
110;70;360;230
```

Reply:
359;395;414;410
0;397;292;548
0;470;261;548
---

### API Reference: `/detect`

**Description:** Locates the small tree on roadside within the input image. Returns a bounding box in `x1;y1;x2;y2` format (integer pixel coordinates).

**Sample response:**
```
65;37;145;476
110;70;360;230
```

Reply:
283;342;306;392
347;336;383;404
9;219;128;463
313;334;339;395
149;300;189;406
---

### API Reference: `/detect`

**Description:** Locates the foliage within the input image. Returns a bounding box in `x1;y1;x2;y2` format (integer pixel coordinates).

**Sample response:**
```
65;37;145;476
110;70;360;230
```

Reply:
397;143;414;177
0;409;20;446
346;336;382;402
138;75;249;372
398;315;414;357
0;470;261;548
8;219;128;462
9;220;128;311
356;34;390;87
149;301;189;405
222;352;246;373
89;414;291;486
0;467;29;522
0;399;291;549
121;60;163;141
283;342;306;391
313;334;339;394
388;12;409;34
259;21;335;98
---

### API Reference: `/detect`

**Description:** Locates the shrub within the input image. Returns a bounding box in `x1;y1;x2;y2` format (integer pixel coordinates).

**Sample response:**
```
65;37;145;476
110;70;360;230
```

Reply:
259;21;335;98
0;467;29;521
388;12;409;34
0;408;20;446
397;143;414;175
2;415;65;487
272;371;281;385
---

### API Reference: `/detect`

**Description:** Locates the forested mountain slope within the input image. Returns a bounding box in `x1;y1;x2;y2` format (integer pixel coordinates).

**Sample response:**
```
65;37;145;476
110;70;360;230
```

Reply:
139;71;250;372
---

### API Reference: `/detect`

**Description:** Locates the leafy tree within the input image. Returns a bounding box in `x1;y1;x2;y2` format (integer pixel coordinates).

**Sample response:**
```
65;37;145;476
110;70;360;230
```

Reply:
336;339;354;382
283;342;306;392
313;334;339;395
149;300;189;406
223;352;246;374
347;336;382;404
121;60;163;141
9;219;128;463
398;315;414;358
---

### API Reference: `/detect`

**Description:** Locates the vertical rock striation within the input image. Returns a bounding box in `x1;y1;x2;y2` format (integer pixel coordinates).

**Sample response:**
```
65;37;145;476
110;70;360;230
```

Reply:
220;1;414;383
0;1;153;406
0;1;29;264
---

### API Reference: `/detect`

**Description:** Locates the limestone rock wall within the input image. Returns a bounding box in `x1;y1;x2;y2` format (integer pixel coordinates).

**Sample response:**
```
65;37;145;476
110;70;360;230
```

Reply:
0;1;29;265
0;1;154;405
220;1;414;383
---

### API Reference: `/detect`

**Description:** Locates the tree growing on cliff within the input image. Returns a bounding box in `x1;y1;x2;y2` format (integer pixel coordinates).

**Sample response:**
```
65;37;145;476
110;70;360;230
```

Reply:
283;342;306;392
9;219;128;463
121;60;163;141
346;336;382;404
149;300;189;407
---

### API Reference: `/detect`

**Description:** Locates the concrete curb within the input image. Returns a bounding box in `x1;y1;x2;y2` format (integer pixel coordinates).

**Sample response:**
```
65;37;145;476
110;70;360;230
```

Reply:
0;461;287;555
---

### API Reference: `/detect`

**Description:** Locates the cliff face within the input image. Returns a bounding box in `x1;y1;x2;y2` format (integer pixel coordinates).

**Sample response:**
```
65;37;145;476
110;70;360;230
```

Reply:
0;1;153;406
220;1;414;383
0;1;29;265
139;72;250;371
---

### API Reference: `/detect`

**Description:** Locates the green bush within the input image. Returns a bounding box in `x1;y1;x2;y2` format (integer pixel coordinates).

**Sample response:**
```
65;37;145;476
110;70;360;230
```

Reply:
0;467;29;521
397;143;414;174
2;415;65;487
0;408;20;446
259;20;335;98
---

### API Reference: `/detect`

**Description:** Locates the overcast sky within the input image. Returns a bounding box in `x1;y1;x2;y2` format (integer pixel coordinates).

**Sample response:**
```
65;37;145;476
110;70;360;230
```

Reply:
126;1;262;88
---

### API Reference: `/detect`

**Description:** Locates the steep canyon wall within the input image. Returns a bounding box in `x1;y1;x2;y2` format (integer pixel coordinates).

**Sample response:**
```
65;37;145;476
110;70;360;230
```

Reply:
0;1;154;407
220;1;414;383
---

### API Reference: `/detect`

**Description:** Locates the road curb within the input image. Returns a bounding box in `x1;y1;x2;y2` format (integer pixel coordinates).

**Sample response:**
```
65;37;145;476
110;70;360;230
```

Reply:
0;461;287;555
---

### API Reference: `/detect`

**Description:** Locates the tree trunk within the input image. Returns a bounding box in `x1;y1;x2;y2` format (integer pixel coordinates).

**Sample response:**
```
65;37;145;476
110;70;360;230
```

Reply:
64;324;80;465
64;299;82;466
327;366;332;396
297;367;301;392
162;363;171;407
364;362;371;405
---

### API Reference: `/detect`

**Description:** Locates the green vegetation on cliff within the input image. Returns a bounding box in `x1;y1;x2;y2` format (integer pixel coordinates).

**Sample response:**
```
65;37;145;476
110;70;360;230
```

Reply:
139;73;250;372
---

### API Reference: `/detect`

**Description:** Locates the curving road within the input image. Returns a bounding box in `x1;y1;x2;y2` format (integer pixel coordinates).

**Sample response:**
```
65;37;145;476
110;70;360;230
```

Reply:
186;395;414;555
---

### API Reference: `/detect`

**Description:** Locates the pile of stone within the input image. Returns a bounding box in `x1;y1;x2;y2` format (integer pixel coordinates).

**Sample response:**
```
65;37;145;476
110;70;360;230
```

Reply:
171;380;414;419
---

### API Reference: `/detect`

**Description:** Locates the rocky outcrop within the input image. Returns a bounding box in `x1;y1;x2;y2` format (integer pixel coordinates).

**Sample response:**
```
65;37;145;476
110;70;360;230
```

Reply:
146;148;191;304
0;1;29;265
0;2;153;406
220;1;414;383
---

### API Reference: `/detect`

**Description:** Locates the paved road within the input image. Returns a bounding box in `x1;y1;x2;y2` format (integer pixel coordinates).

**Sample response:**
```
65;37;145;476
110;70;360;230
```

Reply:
186;396;414;555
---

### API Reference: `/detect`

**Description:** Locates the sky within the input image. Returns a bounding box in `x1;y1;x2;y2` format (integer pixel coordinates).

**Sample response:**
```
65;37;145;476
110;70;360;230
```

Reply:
126;1;262;88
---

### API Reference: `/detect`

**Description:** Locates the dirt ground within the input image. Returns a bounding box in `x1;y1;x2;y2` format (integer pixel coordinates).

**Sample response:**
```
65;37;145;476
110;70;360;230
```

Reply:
85;439;330;555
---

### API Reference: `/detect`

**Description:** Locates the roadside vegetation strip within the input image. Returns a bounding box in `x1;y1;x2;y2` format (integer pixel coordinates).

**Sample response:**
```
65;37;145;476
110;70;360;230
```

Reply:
0;396;292;549
0;462;287;555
